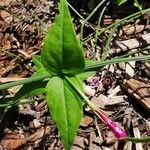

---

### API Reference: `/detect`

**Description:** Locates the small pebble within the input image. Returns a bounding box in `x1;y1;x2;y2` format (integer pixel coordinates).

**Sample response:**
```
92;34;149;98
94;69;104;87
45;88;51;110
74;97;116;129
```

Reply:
33;119;41;128
84;85;95;97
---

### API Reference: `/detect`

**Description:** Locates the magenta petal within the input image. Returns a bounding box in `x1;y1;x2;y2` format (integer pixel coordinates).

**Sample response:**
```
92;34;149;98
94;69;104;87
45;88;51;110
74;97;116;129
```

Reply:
92;79;99;87
106;119;127;138
95;110;127;139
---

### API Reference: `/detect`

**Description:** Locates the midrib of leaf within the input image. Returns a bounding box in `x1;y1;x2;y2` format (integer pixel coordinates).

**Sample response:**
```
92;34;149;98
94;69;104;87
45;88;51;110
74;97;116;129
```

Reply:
63;81;69;147
62;1;65;73
57;0;66;73
61;0;70;74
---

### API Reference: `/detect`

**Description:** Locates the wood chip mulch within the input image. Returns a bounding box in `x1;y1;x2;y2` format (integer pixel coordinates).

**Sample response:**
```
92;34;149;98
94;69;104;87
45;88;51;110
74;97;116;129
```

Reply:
0;0;150;149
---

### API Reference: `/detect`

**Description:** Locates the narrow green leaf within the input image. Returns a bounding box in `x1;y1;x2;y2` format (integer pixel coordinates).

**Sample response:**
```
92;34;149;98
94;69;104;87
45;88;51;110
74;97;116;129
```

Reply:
33;67;49;76
12;81;47;103
85;59;98;65
85;55;150;71
77;71;96;81
46;76;83;150
13;68;49;103
32;55;43;70
134;0;143;12
117;0;128;5
41;0;85;76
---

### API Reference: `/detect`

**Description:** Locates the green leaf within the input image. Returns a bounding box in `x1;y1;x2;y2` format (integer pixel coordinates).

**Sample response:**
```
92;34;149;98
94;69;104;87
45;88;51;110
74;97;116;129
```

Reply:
77;71;96;81
13;68;49;103
41;0;85;76
13;80;47;103
46;76;83;150
117;0;128;5
32;55;43;70
33;67;49;76
85;59;97;65
134;0;143;12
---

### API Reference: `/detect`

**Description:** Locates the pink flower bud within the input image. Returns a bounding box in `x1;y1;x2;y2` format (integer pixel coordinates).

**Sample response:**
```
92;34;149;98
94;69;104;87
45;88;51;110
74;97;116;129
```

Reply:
95;110;127;139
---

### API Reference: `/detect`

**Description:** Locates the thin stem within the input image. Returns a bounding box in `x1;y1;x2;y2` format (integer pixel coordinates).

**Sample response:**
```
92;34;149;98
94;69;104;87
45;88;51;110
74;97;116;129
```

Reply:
85;55;150;71
97;8;150;34
101;24;118;60
0;5;47;33
83;7;150;44
0;48;23;61
0;5;23;21
80;0;107;42
95;1;110;44
68;2;97;42
67;2;85;20
117;47;150;59
0;74;51;91
0;55;150;91
64;76;97;111
16;0;47;28
65;76;127;139
67;2;96;36
0;97;45;108
121;136;150;143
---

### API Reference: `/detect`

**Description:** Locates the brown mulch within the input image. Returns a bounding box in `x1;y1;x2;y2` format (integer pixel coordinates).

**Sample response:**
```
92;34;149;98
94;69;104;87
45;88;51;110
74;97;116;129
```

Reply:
0;0;150;149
